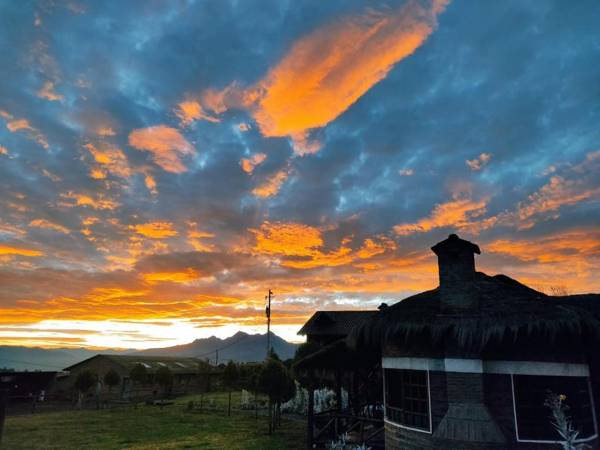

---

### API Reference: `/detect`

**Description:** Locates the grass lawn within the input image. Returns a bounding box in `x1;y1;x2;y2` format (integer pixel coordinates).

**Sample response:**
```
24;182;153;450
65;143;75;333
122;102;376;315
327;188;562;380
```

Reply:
2;392;306;449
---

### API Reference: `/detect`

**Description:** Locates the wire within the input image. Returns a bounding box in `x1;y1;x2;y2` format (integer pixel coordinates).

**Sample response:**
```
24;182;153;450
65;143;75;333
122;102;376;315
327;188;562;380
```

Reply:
195;333;253;359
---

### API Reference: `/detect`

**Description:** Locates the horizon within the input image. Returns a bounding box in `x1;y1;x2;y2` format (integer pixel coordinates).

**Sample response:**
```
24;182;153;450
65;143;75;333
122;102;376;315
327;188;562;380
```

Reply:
0;328;301;353
1;0;599;350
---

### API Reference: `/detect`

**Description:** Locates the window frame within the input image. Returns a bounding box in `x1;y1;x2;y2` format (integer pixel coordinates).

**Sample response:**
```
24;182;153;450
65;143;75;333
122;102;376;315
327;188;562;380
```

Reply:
383;368;433;434
510;373;599;445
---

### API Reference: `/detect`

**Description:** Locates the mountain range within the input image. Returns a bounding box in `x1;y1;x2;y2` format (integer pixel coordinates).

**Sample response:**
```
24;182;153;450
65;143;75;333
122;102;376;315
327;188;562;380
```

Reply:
135;331;298;363
0;332;299;371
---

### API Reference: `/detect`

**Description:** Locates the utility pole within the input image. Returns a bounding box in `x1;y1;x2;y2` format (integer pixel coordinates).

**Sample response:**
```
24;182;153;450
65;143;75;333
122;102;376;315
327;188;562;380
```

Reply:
265;289;273;358
215;349;219;366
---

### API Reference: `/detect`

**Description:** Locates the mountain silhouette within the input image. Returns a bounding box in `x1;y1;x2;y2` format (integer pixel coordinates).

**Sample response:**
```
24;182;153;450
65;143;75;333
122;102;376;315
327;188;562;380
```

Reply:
135;331;298;362
0;332;299;370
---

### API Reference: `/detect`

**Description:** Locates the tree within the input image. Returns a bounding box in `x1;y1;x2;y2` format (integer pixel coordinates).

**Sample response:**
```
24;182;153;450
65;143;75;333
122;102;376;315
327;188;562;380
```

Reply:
238;363;261;418
222;361;239;416
258;357;296;433
130;363;148;400
197;359;212;410
74;370;96;409
155;366;174;396
104;369;120;394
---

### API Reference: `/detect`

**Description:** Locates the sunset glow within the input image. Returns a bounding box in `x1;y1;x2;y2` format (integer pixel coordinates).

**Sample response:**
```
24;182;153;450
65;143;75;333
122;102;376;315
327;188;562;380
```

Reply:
0;0;599;349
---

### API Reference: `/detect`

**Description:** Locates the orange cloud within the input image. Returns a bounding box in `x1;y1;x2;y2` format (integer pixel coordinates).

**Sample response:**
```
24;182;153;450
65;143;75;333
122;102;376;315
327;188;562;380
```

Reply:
482;229;600;293
37;81;63;101
466;152;491;171
240;153;267;174
513;175;600;229
89;168;106;179
83;142;131;179
200;0;449;141
291;132;322;156
252;169;289;197
252;221;397;269
96;126;116;136
142;268;201;284
394;196;488;235
355;237;396;259
59;192;120;210
0;110;49;149
0;244;43;257
487;229;600;264
174;100;219;126
29;219;70;234
252;221;323;257
144;173;158;195
130;222;178;239
187;229;216;252
128;125;195;173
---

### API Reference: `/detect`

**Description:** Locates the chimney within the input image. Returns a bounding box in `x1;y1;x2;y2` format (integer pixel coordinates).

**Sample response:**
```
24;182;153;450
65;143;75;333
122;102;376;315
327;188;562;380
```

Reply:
431;234;480;312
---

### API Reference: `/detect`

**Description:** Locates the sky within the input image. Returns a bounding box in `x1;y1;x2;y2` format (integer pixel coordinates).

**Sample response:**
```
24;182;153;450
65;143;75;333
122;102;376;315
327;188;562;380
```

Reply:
0;0;599;349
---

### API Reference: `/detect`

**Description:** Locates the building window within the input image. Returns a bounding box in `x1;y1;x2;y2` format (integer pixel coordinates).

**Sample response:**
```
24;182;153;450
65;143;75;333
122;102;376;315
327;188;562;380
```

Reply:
512;375;596;442
384;369;431;432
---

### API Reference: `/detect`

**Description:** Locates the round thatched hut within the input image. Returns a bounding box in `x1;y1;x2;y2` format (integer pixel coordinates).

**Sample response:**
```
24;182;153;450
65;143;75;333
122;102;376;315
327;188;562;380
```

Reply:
350;234;600;450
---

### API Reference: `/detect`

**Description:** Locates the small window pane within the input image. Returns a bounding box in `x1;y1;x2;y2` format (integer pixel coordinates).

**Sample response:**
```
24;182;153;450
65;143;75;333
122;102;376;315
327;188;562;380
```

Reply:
514;375;595;441
385;369;430;431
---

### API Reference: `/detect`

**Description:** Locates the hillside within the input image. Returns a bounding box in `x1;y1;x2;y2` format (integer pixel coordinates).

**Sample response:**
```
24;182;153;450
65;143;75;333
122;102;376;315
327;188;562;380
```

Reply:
0;346;123;371
0;332;299;370
136;331;298;362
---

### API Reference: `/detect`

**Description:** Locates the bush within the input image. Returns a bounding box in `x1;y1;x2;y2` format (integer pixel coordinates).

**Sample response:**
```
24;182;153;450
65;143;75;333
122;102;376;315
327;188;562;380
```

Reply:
155;366;173;395
75;370;96;394
130;363;148;385
104;369;120;392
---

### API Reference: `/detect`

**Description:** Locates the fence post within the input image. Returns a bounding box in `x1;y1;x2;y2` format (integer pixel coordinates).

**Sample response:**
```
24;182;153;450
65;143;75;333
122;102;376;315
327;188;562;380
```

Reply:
0;388;8;444
307;386;314;448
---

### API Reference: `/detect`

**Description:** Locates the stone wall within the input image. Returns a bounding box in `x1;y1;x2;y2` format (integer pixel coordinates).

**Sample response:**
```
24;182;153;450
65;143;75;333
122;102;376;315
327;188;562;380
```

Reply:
385;371;599;450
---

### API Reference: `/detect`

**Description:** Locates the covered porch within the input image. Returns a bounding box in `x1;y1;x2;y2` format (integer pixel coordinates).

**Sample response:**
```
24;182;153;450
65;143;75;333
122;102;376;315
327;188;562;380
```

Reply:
294;339;384;449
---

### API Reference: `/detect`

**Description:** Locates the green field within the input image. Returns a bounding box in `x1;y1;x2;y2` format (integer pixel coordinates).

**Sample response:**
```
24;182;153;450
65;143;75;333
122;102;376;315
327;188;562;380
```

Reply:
1;392;306;449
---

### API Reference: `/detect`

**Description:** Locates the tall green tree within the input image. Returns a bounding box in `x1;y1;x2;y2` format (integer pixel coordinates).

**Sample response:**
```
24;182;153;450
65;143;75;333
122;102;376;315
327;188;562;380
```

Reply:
258;357;296;434
130;363;148;400
104;369;120;394
197;359;212;410
74;370;96;409
222;361;239;416
155;366;174;396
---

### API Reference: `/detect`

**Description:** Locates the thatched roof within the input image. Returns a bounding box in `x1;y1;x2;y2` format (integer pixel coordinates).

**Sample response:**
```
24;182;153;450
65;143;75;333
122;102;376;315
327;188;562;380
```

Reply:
349;271;600;353
294;339;380;372
297;310;377;337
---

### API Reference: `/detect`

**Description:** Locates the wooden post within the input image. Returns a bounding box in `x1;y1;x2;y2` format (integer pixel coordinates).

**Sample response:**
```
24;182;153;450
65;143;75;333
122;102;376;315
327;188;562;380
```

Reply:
268;397;273;435
254;389;258;419
352;371;359;415
0;388;8;444
307;386;315;448
335;369;342;411
228;390;232;416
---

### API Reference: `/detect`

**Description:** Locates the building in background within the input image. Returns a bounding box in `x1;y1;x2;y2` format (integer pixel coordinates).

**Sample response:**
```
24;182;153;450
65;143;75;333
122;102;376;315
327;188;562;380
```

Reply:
60;355;203;399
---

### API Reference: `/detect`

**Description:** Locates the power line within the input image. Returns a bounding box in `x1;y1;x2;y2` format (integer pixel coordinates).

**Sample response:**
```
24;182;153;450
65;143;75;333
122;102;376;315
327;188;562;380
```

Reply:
195;333;252;360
